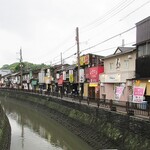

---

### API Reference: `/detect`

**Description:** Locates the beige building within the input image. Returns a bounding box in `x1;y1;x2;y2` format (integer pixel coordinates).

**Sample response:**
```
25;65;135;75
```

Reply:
100;47;136;101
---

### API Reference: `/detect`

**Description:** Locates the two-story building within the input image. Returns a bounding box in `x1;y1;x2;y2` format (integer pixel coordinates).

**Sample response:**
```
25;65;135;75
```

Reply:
100;47;136;101
79;53;104;98
134;16;150;103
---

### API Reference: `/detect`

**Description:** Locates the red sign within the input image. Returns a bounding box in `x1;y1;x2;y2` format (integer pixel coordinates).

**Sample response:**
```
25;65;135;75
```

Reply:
58;75;63;86
88;66;104;82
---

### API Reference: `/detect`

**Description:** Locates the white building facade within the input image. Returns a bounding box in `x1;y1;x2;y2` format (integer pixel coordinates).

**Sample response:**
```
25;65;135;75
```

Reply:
100;47;136;101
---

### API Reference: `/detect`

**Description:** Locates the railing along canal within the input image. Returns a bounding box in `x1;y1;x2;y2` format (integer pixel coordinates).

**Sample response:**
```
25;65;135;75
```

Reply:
1;88;150;120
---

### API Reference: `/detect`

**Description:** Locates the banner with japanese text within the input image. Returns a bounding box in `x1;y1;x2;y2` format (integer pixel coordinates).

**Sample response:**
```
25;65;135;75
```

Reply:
115;86;124;100
133;86;145;103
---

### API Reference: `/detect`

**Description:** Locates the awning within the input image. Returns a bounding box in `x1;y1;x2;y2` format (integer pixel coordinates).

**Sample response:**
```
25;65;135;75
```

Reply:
89;83;98;87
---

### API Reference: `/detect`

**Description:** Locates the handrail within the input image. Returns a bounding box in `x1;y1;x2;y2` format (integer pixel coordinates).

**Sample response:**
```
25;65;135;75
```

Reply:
0;87;150;119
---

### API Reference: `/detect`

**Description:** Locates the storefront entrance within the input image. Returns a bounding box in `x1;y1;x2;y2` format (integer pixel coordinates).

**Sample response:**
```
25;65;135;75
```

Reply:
88;87;95;98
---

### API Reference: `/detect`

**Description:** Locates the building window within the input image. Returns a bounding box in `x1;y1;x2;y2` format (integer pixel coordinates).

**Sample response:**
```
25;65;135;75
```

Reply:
124;60;129;69
116;58;121;69
138;42;150;57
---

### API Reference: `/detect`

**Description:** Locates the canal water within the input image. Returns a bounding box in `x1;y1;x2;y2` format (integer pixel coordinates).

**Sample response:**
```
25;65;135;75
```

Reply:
0;97;93;150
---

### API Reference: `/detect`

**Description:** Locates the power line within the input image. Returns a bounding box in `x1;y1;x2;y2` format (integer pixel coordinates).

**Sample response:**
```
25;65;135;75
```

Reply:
81;0;136;32
62;44;76;54
42;43;76;64
81;0;127;30
90;42;135;54
46;26;136;65
52;53;77;66
120;0;150;21
81;26;136;53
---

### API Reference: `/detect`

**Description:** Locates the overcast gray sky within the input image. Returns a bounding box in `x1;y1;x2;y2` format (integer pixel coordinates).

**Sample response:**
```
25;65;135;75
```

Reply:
0;0;150;67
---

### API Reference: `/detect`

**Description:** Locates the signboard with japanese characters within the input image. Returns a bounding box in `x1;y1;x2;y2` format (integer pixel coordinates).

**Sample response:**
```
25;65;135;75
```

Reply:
63;71;66;80
69;70;74;83
88;66;104;83
58;75;63;86
79;69;85;83
80;54;89;66
133;86;145;103
115;86;124;100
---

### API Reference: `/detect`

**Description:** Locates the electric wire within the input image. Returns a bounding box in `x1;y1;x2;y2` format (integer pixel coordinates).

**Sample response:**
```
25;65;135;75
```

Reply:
52;53;77;66
90;42;135;54
81;0;128;30
120;0;150;21
52;27;136;65
81;26;136;53
62;44;76;54
81;0;136;33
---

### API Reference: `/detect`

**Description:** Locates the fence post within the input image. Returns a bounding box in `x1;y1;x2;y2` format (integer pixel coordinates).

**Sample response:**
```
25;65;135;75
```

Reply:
87;97;89;105
126;101;134;116
110;99;112;110
126;101;129;114
97;98;100;108
148;103;150;120
79;96;81;104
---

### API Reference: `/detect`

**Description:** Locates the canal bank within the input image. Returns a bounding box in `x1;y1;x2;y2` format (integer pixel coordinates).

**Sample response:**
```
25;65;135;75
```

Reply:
0;103;11;150
1;97;93;150
0;89;150;150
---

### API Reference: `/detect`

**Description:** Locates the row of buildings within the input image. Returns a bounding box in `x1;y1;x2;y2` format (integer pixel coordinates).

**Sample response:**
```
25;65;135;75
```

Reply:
0;16;150;104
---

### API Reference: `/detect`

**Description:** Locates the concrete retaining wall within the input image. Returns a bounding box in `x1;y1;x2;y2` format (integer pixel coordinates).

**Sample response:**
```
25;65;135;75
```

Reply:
0;103;11;150
0;89;150;150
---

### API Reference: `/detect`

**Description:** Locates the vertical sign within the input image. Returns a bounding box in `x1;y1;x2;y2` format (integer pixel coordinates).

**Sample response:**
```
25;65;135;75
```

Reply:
115;86;124;100
69;70;74;83
63;71;66;80
79;69;84;83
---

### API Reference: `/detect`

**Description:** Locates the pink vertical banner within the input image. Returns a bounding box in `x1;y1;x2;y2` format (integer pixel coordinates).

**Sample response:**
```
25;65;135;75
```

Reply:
133;87;145;103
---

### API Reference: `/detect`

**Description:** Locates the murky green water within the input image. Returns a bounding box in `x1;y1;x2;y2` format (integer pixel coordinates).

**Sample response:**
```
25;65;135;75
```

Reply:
0;97;93;150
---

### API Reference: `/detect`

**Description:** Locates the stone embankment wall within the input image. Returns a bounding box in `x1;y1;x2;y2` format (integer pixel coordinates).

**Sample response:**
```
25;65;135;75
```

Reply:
0;89;150;150
0;103;11;150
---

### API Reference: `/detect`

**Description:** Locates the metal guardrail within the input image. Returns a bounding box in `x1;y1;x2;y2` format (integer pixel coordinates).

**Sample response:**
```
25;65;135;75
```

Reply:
0;88;150;119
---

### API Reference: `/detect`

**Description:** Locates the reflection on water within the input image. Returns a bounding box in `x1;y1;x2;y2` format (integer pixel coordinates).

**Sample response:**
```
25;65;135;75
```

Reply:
0;97;93;150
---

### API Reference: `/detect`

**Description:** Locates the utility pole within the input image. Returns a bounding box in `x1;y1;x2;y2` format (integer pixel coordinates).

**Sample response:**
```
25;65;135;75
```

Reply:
76;27;80;95
20;48;23;89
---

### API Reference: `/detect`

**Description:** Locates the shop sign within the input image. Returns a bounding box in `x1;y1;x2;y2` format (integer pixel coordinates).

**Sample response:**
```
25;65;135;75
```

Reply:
38;72;45;83
31;80;37;86
133;86;145;103
89;83;98;87
80;54;89;66
84;55;89;65
89;66;104;82
29;71;33;79
79;69;85;83
115;86;124;100
58;75;63;86
69;70;74;83
56;73;60;79
104;74;121;83
63;71;66;80
44;77;51;84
